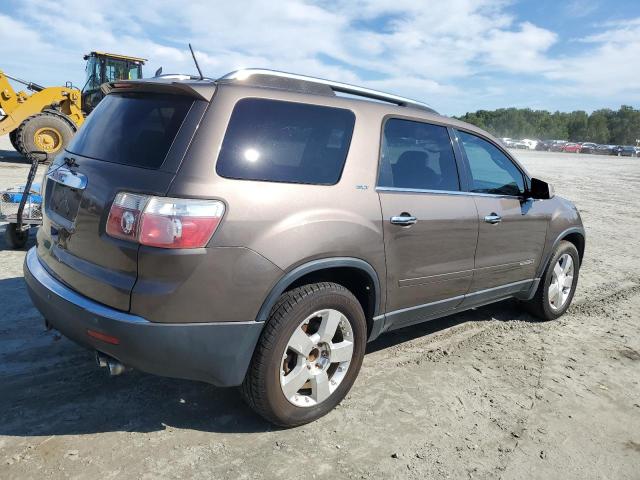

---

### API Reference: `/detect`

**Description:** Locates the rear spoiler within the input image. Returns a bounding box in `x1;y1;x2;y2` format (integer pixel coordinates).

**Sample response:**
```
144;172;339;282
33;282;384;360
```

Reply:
101;78;216;101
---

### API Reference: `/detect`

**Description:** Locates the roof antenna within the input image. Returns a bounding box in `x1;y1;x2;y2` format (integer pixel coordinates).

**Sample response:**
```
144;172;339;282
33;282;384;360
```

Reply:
189;43;204;80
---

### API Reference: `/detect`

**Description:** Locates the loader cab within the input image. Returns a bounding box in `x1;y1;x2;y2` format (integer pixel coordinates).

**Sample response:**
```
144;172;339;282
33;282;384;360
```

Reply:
81;52;146;114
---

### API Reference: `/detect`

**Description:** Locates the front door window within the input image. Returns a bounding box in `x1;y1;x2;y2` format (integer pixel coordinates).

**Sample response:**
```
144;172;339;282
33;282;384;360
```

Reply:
457;130;525;196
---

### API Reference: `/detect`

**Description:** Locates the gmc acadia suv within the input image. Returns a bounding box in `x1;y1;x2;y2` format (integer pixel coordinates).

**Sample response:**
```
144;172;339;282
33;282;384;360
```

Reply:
24;69;585;426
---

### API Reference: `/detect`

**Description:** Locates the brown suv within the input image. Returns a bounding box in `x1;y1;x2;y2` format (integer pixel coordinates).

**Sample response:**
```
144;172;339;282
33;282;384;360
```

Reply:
24;69;585;426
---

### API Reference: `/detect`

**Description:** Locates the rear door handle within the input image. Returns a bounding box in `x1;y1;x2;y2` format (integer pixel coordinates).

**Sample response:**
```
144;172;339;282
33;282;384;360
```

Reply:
484;213;502;224
390;214;417;226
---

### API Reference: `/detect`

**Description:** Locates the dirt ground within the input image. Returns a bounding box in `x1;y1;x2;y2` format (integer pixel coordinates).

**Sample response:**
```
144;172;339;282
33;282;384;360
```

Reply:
1;135;639;479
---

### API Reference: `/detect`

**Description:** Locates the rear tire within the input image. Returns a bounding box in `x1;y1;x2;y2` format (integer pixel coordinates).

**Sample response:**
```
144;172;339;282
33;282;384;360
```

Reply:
15;113;75;163
523;240;580;321
241;282;367;427
4;224;28;249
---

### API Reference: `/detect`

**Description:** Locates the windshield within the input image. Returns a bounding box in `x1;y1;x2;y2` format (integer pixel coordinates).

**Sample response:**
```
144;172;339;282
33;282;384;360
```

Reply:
84;56;101;92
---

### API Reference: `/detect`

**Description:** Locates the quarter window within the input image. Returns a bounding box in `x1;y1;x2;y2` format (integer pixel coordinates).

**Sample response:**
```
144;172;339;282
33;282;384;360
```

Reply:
378;119;460;191
457;130;525;196
216;98;355;185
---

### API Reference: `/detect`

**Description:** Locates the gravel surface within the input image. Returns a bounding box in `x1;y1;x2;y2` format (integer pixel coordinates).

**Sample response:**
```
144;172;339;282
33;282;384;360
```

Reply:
1;135;639;479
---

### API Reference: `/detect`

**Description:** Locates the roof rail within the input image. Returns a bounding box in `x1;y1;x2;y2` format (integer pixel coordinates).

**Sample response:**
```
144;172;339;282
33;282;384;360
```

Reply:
218;69;438;113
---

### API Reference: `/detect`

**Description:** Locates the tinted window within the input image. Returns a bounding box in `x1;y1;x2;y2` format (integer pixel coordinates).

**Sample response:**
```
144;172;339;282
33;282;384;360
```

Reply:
378;118;459;191
216;98;355;185
457;130;525;196
68;93;193;169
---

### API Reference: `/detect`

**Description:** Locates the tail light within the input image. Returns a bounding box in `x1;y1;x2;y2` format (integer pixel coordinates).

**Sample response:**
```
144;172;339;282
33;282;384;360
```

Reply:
106;192;225;249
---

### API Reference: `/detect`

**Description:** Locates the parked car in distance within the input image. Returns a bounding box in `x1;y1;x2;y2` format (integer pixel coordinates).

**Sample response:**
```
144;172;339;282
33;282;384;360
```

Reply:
500;138;528;149
579;142;598;154
536;140;554;151
550;140;568;152
562;143;582;153
611;145;624;156
24;69;585;427
509;139;529;149
521;138;539;150
595;144;616;155
620;146;640;157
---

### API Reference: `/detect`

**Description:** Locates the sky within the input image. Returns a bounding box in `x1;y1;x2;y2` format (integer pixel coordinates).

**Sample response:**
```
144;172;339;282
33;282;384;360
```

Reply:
1;0;639;116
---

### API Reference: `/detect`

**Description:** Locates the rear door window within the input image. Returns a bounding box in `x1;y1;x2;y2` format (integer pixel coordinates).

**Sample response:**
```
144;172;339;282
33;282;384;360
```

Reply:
216;98;355;185
67;93;194;169
378;118;460;191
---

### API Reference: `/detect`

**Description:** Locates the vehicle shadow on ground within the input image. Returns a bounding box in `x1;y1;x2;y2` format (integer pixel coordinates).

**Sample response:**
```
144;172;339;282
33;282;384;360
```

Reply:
0;148;27;164
366;299;536;354
0;273;537;437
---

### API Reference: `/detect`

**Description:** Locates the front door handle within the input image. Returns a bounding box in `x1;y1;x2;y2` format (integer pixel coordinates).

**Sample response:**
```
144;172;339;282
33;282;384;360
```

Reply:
390;213;417;226
484;213;502;224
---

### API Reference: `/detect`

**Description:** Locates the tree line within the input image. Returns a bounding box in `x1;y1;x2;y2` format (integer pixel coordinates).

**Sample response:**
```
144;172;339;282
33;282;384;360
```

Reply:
456;105;640;145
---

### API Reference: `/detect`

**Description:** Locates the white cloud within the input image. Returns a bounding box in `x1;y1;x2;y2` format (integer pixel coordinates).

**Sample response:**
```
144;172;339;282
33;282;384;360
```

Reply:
564;0;600;18
546;17;640;99
0;1;637;114
480;22;558;73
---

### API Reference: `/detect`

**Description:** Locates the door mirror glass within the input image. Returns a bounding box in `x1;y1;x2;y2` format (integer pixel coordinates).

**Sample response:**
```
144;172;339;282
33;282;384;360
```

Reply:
529;177;554;199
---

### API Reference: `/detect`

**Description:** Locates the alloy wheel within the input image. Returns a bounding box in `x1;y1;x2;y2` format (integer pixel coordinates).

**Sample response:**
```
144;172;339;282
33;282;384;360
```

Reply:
280;309;354;407
548;253;574;310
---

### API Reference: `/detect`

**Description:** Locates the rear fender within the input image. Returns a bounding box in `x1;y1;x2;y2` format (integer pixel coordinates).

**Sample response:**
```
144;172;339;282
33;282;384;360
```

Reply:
256;257;381;324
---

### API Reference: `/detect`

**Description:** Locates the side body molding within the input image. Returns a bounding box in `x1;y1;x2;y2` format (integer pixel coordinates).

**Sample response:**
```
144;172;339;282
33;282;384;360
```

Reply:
255;257;381;324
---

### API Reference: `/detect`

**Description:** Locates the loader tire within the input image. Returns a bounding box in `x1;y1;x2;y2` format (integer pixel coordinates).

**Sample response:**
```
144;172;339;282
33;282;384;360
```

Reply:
8;130;20;152
15;113;75;163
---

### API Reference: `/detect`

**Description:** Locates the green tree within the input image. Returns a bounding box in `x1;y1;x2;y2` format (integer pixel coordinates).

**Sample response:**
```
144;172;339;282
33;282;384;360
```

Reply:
586;111;610;144
456;105;640;145
567;111;588;141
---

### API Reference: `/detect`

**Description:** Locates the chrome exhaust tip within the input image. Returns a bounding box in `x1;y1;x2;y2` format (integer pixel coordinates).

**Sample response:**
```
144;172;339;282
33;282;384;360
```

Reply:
107;359;126;376
95;352;127;376
95;351;109;368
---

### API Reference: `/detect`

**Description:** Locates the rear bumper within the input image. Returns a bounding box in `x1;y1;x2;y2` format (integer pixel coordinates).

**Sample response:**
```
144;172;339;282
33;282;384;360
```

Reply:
23;247;264;386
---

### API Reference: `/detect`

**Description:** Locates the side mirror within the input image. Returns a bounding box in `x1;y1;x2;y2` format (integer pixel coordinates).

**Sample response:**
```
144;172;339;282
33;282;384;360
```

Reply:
529;177;554;199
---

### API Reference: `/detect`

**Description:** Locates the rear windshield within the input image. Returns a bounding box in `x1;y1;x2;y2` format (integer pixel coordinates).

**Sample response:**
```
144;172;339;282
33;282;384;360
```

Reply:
216;98;355;185
67;93;193;169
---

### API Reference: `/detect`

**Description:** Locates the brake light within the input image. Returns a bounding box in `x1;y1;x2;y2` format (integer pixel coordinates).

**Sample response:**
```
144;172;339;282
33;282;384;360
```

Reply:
106;192;147;241
106;193;225;249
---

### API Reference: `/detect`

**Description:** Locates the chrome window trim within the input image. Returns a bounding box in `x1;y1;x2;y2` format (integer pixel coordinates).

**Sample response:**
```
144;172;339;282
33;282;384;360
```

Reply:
375;185;523;200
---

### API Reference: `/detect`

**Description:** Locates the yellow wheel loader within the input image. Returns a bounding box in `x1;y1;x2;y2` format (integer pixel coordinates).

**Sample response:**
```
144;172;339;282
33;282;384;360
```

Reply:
1;52;145;161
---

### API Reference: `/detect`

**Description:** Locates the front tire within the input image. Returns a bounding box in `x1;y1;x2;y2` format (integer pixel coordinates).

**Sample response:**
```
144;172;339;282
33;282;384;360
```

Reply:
15;113;75;162
241;282;367;427
524;240;580;320
8;130;20;152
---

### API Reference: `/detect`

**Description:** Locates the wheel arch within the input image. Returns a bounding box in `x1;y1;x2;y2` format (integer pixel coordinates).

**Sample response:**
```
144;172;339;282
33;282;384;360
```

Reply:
562;230;585;264
537;227;585;278
256;257;381;335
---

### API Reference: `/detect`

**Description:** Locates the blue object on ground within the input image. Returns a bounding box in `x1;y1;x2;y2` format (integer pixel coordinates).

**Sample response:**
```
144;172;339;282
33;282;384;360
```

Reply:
5;183;42;204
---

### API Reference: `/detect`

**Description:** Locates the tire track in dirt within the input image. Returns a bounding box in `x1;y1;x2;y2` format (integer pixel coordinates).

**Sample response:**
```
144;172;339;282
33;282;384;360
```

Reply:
566;279;640;317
